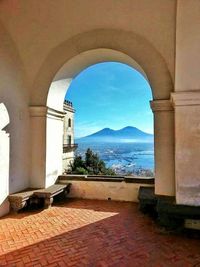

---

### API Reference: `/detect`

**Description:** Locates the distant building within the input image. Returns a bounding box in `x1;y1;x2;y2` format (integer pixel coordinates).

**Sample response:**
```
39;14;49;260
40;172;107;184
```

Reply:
63;100;77;173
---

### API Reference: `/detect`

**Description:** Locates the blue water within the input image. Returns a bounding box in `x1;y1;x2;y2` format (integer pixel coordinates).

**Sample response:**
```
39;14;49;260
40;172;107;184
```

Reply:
76;142;154;174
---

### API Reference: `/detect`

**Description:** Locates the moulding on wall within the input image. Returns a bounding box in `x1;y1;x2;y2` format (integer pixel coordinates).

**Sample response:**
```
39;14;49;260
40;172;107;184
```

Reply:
171;91;200;106
150;99;173;112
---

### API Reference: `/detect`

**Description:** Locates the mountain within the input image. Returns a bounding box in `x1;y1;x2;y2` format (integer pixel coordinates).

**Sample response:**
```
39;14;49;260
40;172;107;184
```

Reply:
77;126;153;143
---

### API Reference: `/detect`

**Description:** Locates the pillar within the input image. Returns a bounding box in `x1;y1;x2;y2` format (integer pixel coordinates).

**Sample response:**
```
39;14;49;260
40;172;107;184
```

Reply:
171;91;200;206
150;100;175;196
30;106;65;188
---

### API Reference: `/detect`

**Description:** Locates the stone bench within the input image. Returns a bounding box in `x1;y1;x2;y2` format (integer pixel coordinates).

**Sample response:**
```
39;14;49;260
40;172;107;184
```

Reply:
138;186;200;230
8;183;71;212
138;186;157;213
8;189;37;212
33;183;71;208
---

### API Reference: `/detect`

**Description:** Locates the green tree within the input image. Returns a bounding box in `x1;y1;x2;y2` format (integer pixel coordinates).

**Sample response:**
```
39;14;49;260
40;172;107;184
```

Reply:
70;155;85;172
69;148;115;175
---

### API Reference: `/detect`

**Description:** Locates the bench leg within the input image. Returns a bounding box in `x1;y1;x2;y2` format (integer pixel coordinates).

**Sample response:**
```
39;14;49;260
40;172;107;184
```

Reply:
64;185;71;198
58;188;70;201
10;200;27;213
44;197;53;209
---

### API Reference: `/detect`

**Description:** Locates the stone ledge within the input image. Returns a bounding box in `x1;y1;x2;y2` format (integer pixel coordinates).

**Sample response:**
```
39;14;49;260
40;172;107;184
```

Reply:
58;175;155;184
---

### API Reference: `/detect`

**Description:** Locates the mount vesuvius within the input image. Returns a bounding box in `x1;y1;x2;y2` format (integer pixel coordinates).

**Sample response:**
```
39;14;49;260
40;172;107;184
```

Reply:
77;126;153;143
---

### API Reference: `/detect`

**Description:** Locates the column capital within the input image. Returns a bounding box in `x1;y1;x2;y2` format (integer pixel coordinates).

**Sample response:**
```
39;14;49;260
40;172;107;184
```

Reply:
171;91;200;107
29;106;65;119
150;100;173;112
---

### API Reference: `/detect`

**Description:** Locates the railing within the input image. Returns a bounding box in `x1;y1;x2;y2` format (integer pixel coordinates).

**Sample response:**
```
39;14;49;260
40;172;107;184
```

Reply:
64;100;73;107
63;143;78;152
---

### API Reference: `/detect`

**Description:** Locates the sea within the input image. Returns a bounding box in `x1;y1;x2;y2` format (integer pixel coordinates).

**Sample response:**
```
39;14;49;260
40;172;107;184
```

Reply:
75;141;154;175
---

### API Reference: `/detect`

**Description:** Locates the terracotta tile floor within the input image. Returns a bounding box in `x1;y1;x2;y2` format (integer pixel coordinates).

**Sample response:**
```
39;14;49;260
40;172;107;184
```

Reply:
0;199;200;267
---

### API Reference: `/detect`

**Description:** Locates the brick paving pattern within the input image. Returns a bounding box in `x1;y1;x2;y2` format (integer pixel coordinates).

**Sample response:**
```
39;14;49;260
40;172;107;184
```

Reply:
0;199;200;266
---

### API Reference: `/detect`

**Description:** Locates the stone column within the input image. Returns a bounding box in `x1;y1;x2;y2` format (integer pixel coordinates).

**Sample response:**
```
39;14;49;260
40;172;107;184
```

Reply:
30;106;65;188
30;106;47;188
46;108;65;188
150;100;175;196
171;91;200;206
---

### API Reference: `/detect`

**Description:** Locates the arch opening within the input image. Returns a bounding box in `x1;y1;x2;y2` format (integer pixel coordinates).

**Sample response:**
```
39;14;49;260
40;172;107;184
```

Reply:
47;49;150;112
45;53;155;186
64;62;154;177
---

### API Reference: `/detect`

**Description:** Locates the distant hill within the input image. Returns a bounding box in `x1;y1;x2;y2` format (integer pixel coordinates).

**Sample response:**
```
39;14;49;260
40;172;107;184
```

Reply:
77;126;153;143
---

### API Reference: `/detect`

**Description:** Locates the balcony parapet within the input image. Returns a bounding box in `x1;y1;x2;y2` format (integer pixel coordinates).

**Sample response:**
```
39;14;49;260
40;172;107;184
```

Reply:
64;100;73;107
63;144;78;153
63;100;75;113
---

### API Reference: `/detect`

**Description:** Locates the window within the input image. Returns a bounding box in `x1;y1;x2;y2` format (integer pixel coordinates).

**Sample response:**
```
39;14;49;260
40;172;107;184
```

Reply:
68;118;71;127
68;135;71;145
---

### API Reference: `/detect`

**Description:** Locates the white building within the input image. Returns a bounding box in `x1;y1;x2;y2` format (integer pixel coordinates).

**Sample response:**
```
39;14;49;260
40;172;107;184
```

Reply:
63;100;77;173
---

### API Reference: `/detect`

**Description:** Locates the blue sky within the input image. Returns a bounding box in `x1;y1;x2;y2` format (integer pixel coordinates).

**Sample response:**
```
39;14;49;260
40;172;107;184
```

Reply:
66;62;153;138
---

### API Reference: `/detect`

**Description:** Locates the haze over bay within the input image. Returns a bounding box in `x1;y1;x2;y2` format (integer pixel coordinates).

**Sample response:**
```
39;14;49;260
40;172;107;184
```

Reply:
76;126;154;175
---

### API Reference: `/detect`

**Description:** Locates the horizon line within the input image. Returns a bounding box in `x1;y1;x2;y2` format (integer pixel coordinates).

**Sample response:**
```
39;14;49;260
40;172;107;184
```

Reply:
75;125;154;139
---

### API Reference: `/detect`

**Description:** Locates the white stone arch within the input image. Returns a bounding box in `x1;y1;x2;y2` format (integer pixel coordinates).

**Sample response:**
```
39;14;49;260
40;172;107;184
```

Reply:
0;103;10;216
31;29;173;106
30;29;174;196
46;49;150;112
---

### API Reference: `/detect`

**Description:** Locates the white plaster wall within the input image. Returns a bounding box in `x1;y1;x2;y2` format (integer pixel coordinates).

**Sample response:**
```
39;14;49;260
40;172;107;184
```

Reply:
30;112;46;188
151;100;175;196
62;155;74;173
46;116;63;187
173;1;200;206
0;130;10;216
0;0;176;85
172;92;200;206
175;105;200;205
62;152;74;173
0;23;30;195
47;79;71;111
68;181;152;202
176;0;200;90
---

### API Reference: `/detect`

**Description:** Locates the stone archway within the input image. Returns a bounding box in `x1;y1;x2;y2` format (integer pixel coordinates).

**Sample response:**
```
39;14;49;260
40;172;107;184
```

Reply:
31;29;173;105
30;29;175;196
